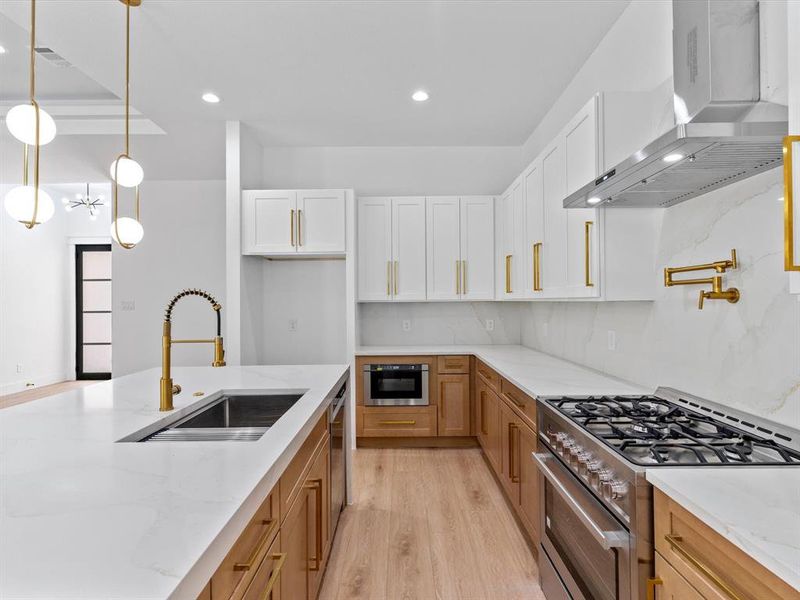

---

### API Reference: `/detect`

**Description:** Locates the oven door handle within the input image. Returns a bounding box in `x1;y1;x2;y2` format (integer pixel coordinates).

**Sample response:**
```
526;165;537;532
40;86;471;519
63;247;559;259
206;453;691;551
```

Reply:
533;452;628;551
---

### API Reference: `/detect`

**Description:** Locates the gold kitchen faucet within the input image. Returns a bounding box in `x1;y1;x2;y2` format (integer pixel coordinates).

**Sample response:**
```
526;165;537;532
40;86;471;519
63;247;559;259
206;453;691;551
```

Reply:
160;289;225;411
663;249;740;310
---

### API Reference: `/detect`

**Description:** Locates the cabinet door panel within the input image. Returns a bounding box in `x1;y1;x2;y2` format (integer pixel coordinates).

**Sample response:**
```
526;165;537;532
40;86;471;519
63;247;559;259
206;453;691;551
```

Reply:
391;197;427;300
357;197;392;301
296;190;345;253
523;162;544;297
564;96;599;196
460;196;495;300
426;197;461;300
500;180;524;298
243;191;296;254
518;423;540;545
306;440;331;600
438;374;470;436
280;489;309;600
653;552;707;600
499;401;521;503
484;389;502;475
566;208;600;297
541;142;568;294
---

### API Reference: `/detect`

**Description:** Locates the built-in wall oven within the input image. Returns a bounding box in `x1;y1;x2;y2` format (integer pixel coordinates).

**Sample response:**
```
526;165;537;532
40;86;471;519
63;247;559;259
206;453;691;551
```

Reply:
362;364;429;406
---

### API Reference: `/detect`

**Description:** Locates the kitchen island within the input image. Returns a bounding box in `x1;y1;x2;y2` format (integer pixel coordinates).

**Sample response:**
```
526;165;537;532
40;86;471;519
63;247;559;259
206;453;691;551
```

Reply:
0;364;349;599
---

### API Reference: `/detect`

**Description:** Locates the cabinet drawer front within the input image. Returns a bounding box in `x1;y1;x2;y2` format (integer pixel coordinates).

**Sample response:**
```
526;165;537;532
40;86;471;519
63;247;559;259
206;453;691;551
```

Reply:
437;355;470;374
500;378;537;431
212;485;279;600
279;413;327;519
241;533;283;600
653;551;706;600
361;407;437;437
475;359;500;391
654;490;799;600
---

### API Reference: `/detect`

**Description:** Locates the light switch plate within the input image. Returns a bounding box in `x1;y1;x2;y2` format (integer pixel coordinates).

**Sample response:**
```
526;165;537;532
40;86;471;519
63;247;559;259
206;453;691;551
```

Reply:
121;300;135;311
485;319;495;331
402;319;411;332
288;319;298;331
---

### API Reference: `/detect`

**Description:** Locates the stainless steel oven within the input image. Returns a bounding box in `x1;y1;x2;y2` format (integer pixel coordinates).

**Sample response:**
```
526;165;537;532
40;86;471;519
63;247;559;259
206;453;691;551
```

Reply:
362;364;429;406
535;448;632;600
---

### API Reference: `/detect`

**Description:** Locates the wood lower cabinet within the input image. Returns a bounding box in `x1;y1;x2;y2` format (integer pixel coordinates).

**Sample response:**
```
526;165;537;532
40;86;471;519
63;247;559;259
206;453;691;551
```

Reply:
242;534;283;600
499;400;521;501
306;438;331;600
438;374;471;436
281;484;310;600
652;552;705;600
517;422;540;546
476;377;502;473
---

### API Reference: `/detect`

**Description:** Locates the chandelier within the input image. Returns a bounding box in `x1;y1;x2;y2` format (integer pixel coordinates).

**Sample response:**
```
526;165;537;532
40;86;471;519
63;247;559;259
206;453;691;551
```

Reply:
62;184;105;221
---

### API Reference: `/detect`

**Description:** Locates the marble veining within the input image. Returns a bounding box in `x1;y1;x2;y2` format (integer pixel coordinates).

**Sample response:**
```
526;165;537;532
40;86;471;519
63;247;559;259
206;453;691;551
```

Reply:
0;364;349;599
647;468;800;591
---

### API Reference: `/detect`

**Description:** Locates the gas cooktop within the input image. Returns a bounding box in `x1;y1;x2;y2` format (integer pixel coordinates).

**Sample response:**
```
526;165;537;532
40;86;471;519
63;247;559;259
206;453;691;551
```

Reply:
545;393;800;467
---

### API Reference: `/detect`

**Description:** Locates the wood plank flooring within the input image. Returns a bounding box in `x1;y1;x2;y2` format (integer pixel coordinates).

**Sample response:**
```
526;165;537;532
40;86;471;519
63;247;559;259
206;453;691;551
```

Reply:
319;448;545;600
0;380;96;410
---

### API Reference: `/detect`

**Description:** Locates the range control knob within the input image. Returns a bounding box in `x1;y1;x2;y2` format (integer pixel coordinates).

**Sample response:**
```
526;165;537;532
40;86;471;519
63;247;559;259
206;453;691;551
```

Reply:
610;480;628;500
576;452;593;475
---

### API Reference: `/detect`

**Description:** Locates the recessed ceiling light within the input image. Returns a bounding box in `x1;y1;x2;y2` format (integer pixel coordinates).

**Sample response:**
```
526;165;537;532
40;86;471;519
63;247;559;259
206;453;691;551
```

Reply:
0;46;7;55
587;196;603;205
202;92;220;104
663;153;684;163
412;90;429;102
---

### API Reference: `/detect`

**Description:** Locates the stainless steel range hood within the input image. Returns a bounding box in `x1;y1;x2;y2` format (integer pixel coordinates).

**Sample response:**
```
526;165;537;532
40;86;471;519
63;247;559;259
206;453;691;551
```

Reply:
564;0;788;209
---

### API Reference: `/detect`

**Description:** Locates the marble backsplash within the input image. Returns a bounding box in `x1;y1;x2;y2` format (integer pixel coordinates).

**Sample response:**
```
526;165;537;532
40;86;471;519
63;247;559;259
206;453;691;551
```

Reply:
359;301;522;346
521;168;800;429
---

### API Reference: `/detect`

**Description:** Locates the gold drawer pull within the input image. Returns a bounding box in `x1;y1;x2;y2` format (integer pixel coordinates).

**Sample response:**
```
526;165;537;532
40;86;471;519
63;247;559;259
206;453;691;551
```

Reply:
646;577;662;600
584;221;594;287
508;422;520;483
386;261;392;296
664;534;743;600
233;518;277;572
480;391;487;435
305;478;323;572
505;391;525;408
785;135;800;271
456;259;461;294
379;420;416;425
478;369;494;381
259;553;287;600
505;255;512;293
533;242;543;292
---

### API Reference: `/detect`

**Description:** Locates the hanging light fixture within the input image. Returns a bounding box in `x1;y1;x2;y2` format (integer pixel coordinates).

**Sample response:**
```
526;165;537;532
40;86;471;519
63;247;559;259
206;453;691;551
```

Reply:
110;0;144;249
62;183;105;221
4;0;56;229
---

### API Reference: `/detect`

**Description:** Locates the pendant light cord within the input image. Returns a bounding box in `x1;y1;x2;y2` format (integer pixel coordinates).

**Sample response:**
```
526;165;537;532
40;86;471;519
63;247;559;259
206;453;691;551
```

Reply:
29;0;35;101
125;0;130;156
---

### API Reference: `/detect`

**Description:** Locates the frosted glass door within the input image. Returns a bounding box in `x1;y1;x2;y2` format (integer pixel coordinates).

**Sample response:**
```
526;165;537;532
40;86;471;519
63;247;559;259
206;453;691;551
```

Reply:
76;245;112;379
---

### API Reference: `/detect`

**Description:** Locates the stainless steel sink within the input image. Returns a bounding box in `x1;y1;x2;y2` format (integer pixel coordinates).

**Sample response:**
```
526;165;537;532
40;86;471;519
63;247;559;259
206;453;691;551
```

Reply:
139;392;304;442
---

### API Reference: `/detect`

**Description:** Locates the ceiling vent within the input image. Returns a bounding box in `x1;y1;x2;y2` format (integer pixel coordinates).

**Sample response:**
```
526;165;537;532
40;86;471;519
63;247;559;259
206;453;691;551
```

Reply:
34;47;73;68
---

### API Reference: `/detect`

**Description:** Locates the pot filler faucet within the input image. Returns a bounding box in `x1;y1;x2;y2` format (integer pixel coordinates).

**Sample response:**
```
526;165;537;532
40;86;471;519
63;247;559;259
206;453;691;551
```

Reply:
160;288;225;411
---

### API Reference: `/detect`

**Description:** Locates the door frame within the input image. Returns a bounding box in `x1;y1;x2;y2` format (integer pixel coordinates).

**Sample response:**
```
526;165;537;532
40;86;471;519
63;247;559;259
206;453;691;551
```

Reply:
75;244;112;380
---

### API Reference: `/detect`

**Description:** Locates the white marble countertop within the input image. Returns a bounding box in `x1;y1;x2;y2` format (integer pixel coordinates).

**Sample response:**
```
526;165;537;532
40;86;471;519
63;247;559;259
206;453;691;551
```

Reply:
0;364;349;599
647;468;800;591
357;344;649;397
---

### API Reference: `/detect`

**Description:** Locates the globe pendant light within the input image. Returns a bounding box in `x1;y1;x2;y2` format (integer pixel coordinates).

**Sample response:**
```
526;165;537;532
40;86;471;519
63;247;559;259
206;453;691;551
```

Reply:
110;0;144;249
3;0;56;229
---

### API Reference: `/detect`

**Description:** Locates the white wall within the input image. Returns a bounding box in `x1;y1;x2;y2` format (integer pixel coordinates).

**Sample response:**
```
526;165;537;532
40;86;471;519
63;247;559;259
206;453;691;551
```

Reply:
112;179;226;376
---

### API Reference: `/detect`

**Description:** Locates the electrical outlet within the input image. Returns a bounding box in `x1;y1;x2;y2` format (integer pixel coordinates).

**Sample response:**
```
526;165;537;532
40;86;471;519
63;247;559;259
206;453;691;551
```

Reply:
288;319;298;331
485;319;495;331
402;319;411;332
15;364;23;374
607;330;617;351
121;300;135;311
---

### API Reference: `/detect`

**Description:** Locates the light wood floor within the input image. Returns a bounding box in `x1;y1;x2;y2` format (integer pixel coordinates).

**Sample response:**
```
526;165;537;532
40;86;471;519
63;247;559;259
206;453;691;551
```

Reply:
319;448;545;600
0;380;96;410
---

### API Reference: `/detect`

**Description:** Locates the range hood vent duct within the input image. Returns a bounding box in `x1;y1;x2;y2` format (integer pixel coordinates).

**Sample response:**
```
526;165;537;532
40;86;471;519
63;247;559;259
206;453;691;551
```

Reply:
564;0;787;209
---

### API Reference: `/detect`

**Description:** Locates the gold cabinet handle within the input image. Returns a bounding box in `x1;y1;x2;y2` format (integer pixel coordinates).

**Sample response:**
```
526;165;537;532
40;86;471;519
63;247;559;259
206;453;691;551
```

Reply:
785;135;800;271
462;260;467;294
480;391;487;435
379;419;416;425
505;391;525;408
507;423;520;483
456;260;461;294
664;534;743;600
387;261;392;296
290;209;295;247
233;518;278;571
646;577;663;600
439;381;446;419
585;221;594;287
394;260;399;295
305;478;323;572
259;553;287;600
297;208;303;247
533;242;543;291
505;255;512;293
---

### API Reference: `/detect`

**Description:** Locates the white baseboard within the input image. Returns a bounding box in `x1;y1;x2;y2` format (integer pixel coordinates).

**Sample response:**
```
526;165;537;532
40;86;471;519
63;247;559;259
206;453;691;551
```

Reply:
0;371;74;397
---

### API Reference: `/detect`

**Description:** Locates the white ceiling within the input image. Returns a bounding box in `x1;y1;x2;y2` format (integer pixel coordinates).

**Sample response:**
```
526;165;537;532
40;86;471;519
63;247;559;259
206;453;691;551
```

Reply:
0;1;630;181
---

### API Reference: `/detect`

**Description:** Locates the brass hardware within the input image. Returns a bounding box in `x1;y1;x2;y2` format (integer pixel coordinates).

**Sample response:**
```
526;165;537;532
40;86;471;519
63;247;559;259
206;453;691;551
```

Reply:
664;534;744;600
480;391;487;435
512;423;520;483
584;221;594;287
505;255;512;294
305;479;323;572
297;208;303;247
646;577;663;600
456;260;461;294
290;209;295;247
478;369;492;381
233;518;277;572
387;261;391;296
259;553;286;600
160;289;225;411
508;423;520;483
505;391;524;408
111;0;142;249
532;243;543;292
462;260;467;294
664;249;740;310
785;136;800;271
394;260;399;295
192;391;204;397
378;420;416;425
440;382;446;419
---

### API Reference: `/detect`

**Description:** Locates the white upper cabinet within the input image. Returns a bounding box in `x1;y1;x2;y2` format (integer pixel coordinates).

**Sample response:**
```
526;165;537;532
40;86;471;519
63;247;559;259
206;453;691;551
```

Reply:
242;189;346;256
540;141;568;295
357;197;426;301
523;161;544;297
499;178;524;299
392;197;427;301
459;196;495;300
357;197;393;301
788;2;800;294
426;196;495;301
